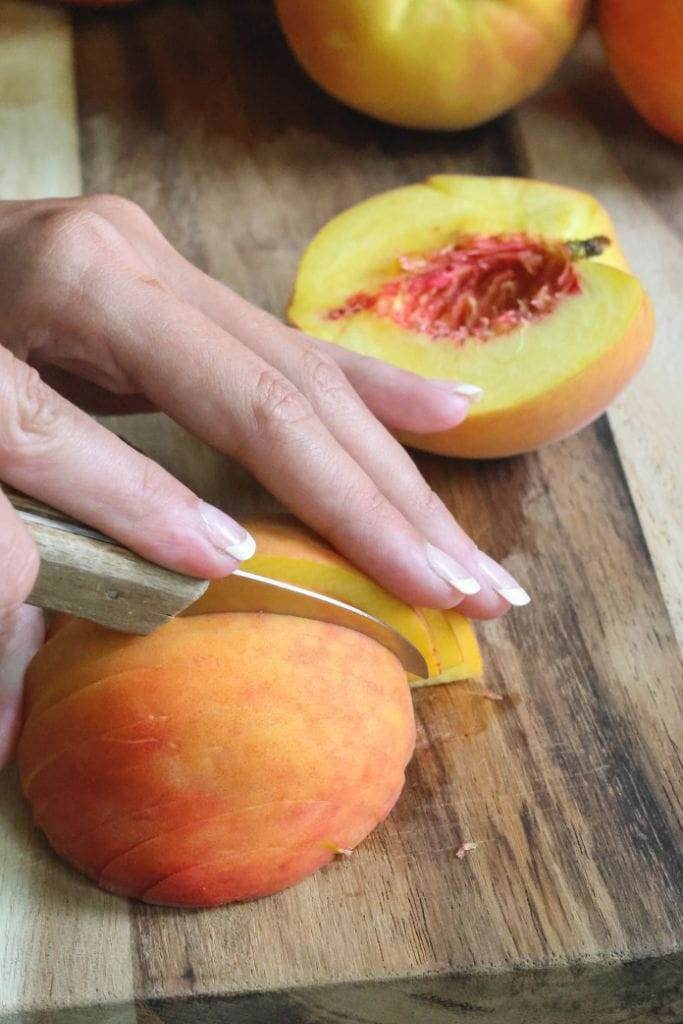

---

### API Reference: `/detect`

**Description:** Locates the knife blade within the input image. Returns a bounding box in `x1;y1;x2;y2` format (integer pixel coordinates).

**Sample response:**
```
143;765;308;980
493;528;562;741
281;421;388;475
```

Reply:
182;568;428;676
7;490;428;676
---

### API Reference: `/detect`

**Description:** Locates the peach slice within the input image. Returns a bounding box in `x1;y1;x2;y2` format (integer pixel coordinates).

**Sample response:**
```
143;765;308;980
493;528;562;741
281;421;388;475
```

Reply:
188;515;482;686
289;175;654;459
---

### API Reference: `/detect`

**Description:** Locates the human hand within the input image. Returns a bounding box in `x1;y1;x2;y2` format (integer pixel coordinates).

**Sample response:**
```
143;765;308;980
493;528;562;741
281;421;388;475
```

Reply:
0;195;530;766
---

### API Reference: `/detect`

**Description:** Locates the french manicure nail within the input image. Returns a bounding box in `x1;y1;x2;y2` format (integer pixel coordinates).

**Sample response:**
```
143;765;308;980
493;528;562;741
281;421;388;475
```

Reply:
427;379;484;401
476;551;531;606
426;543;481;596
198;502;256;561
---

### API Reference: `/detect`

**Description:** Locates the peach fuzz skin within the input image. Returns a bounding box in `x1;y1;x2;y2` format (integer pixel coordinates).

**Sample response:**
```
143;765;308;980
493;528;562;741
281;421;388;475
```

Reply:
288;175;654;460
19;613;415;907
275;0;587;131
599;0;683;145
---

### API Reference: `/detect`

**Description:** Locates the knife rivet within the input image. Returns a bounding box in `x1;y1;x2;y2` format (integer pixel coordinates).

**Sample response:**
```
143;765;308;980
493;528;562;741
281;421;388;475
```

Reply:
106;589;122;601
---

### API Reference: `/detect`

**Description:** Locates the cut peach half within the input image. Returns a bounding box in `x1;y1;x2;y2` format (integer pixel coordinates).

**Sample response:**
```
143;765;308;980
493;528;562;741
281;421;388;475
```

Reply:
187;516;482;687
289;176;654;459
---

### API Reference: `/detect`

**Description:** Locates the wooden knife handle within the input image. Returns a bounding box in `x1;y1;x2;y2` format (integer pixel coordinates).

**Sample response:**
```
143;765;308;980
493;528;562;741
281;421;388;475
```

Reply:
6;489;209;634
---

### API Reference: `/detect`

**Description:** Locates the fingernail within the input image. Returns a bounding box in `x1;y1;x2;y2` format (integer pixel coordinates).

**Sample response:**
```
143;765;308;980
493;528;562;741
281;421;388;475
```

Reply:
426;543;481;596
476;551;531;606
198;502;256;561
427;379;484;402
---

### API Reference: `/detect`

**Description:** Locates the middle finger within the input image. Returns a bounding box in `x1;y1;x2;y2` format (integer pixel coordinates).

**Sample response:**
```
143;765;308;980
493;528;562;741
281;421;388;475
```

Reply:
156;263;523;617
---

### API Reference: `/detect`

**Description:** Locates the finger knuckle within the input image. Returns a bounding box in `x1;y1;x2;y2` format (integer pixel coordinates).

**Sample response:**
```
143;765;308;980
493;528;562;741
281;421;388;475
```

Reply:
0;361;63;468
299;347;350;404
132;457;175;513
87;193;150;227
340;482;393;533
251;369;315;438
32;207;127;277
411;485;448;523
361;487;396;528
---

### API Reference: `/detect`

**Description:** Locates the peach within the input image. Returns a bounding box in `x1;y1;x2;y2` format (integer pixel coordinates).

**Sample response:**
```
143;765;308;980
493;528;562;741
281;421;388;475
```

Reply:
19;614;415;906
599;0;683;144
275;0;587;131
19;519;481;907
288;175;654;459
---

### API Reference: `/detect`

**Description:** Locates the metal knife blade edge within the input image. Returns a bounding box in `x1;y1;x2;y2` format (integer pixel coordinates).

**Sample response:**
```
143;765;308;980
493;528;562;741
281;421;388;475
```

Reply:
189;568;429;678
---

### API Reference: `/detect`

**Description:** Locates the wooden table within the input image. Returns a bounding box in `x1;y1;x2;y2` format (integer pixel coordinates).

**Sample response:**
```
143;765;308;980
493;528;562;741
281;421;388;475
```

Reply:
1;2;682;1021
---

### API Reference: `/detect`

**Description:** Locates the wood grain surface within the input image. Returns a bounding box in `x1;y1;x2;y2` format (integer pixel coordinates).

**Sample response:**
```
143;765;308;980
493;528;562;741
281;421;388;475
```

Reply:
0;2;682;1022
0;0;80;198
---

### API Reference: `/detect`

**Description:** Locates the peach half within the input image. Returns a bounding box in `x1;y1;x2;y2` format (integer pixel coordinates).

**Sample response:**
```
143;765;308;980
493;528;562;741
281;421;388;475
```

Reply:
18;518;480;907
289;175;654;459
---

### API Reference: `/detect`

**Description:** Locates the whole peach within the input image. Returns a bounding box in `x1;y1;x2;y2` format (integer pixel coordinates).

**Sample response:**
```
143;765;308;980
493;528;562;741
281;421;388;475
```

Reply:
19;613;415;906
275;0;587;130
599;0;683;144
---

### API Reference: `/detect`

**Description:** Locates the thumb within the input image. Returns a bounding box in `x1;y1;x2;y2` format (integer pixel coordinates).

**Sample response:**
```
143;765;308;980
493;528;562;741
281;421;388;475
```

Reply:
0;605;45;771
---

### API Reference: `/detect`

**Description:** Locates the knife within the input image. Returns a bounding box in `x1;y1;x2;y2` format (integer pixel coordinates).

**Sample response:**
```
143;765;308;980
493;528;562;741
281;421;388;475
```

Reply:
7;490;428;677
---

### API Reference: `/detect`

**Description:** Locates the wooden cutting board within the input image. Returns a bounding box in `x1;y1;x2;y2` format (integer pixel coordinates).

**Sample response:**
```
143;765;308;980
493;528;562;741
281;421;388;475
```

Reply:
1;2;681;1021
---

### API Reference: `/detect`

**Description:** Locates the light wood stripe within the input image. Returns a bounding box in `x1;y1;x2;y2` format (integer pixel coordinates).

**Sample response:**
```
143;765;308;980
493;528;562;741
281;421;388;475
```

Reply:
0;3;134;1018
0;1;81;198
515;31;683;649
